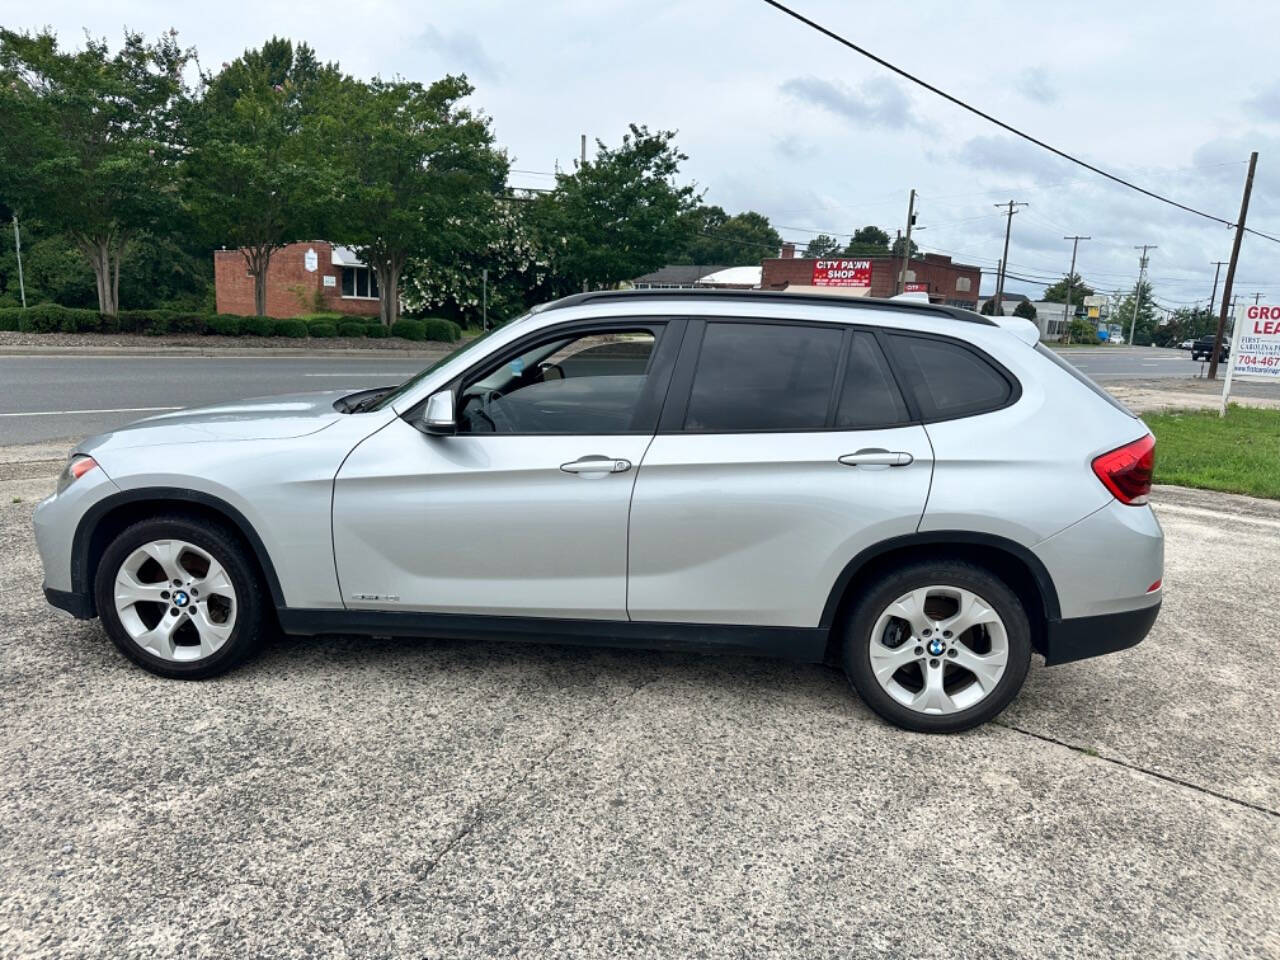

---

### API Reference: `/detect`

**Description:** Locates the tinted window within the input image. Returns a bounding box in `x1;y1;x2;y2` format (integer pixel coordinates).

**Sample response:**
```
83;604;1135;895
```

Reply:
836;332;910;428
458;329;656;434
888;334;1012;419
685;322;841;431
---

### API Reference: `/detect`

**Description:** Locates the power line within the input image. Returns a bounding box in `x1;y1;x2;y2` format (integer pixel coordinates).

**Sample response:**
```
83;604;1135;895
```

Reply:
760;0;1269;237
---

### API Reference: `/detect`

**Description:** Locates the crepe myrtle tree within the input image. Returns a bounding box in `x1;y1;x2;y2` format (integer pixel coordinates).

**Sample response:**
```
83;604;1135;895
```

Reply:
184;38;341;317
0;28;192;315
328;74;508;327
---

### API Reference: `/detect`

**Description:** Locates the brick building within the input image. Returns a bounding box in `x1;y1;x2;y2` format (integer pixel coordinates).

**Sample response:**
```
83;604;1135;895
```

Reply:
760;245;981;310
214;241;382;318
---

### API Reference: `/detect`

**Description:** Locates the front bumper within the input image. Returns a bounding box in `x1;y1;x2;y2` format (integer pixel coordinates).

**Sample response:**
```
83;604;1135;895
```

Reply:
1042;600;1160;666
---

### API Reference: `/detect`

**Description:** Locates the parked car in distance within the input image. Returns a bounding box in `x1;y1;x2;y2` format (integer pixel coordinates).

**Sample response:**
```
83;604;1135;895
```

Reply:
35;290;1163;733
1178;339;1194;350
1191;335;1229;361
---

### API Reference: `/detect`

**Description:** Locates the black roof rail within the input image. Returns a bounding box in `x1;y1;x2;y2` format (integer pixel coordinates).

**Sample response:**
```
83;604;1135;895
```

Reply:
537;288;995;326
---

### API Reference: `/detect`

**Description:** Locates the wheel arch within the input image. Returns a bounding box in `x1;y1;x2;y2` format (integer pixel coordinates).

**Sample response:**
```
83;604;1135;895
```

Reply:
819;532;1060;664
71;488;286;617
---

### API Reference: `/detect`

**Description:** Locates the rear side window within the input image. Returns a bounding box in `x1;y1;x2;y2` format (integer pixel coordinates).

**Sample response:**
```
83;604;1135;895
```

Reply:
685;322;842;431
887;334;1014;420
836;331;911;428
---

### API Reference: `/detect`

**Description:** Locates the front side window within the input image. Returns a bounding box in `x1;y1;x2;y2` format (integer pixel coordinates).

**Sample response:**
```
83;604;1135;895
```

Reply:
684;322;842;431
457;329;657;434
887;334;1014;420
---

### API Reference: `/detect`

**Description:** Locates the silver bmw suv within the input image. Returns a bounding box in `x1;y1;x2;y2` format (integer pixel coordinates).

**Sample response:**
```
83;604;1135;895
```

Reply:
34;290;1162;732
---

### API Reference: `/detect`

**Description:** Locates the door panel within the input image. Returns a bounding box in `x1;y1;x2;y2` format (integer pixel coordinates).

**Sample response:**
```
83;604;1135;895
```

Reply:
333;420;651;618
627;426;933;627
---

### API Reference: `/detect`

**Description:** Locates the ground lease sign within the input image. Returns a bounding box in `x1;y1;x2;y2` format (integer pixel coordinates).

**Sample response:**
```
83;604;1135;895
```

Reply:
1220;303;1280;414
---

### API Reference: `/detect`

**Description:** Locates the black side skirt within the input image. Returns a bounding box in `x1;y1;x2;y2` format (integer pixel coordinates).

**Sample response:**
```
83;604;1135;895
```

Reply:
1042;602;1160;666
277;608;830;663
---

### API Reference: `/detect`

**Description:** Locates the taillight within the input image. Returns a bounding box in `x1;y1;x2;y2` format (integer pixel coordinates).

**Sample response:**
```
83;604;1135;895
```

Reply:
1092;435;1155;505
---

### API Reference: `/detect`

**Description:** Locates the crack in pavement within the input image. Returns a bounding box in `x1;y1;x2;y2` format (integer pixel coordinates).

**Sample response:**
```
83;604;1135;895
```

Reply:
373;678;657;907
995;720;1279;819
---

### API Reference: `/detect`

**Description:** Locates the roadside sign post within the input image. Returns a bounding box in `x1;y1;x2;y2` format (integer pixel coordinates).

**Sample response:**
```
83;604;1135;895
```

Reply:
1220;303;1280;416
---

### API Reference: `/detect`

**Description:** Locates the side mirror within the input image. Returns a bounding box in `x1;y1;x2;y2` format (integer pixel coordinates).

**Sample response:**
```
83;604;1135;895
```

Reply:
421;389;456;435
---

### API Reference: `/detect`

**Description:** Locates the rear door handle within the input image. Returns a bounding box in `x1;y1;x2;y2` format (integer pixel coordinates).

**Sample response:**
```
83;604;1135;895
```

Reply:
838;449;914;467
560;456;632;475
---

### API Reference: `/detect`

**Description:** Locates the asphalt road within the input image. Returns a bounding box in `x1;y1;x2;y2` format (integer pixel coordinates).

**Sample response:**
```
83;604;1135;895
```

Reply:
0;355;430;445
0;460;1276;958
0;345;1224;446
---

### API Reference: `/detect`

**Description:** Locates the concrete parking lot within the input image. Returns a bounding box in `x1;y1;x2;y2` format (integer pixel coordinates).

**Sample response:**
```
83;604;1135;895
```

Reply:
0;446;1276;959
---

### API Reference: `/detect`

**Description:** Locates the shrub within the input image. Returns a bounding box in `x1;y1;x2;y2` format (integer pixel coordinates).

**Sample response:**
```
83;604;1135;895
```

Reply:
168;311;208;335
337;320;367;338
422;318;462;343
309;321;338;338
0;307;21;331
390;319;426;341
273;318;308;338
116;309;177;336
206;314;242;336
297;312;344;326
365;324;390;339
241;316;275;337
1068;317;1099;343
19;304;104;333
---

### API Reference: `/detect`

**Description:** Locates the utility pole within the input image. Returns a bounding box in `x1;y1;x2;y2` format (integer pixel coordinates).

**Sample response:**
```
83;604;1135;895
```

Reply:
1252;292;1264;304
1209;150;1258;380
992;201;1027;313
1127;244;1156;347
581;134;589;293
898;189;916;295
11;215;26;309
1062;235;1090;342
1207;260;1227;319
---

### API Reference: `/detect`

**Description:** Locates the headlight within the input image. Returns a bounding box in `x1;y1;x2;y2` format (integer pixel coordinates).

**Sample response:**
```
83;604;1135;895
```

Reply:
56;455;99;495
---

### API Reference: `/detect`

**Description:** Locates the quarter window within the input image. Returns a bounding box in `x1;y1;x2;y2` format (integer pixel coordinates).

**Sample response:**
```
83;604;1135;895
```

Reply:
457;329;657;434
684;322;842;431
887;334;1013;419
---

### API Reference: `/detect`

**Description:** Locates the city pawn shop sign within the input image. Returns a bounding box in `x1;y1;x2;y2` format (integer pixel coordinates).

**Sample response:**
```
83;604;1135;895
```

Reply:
812;259;872;288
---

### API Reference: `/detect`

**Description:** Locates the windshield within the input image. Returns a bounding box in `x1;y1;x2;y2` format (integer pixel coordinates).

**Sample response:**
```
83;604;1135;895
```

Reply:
369;322;515;411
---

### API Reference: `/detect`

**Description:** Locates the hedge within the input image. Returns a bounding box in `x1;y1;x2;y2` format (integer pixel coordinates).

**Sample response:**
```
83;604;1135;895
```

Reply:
0;303;462;343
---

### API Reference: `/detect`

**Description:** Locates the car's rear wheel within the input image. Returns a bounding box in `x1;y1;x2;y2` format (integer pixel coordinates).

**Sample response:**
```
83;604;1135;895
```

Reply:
842;561;1032;733
94;516;266;679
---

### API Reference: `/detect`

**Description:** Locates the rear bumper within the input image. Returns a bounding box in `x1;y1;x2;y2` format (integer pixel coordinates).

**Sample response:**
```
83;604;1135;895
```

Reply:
44;585;95;620
1042;600;1160;666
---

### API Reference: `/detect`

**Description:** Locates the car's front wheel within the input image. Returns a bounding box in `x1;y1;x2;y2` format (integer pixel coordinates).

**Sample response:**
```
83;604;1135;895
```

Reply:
94;515;267;679
842;561;1032;733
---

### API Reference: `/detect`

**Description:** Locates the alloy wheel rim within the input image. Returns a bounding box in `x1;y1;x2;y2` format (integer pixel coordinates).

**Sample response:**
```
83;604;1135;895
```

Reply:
113;539;237;662
869;585;1009;716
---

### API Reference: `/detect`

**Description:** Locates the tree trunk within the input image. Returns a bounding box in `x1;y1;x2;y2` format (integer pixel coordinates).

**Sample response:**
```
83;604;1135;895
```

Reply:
242;245;276;317
374;253;403;327
77;235;120;315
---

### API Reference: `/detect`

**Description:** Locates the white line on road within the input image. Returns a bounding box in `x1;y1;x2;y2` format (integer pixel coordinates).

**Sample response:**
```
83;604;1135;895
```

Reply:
302;372;416;377
0;406;181;418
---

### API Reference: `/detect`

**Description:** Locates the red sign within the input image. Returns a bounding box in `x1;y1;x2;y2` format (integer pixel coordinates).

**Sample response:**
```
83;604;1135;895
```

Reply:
904;282;928;293
812;259;871;288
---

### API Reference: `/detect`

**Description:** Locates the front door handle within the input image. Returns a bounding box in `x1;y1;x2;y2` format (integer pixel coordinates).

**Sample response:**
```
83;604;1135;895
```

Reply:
838;448;914;467
560;456;632;475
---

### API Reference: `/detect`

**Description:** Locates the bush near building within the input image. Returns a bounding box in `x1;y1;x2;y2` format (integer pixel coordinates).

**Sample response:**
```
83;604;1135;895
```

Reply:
0;304;459;343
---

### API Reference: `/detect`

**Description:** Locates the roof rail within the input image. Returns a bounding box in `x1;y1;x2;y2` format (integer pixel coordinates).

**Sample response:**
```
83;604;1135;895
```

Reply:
538;288;995;326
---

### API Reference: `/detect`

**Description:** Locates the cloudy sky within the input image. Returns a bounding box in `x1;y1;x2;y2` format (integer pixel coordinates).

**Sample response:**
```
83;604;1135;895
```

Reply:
12;0;1280;306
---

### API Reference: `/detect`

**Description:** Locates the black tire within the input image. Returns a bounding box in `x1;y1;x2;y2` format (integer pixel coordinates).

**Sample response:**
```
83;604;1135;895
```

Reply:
94;515;267;679
842;560;1032;733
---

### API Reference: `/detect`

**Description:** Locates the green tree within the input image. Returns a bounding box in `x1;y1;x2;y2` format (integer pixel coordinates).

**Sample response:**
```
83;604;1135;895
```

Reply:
805;233;841;258
1042;273;1094;304
890;235;920;259
1013;299;1037;321
183;38;340;316
1112;280;1158;345
327;74;507;326
532;125;697;293
844;225;890;256
0;29;193;314
675;205;782;265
